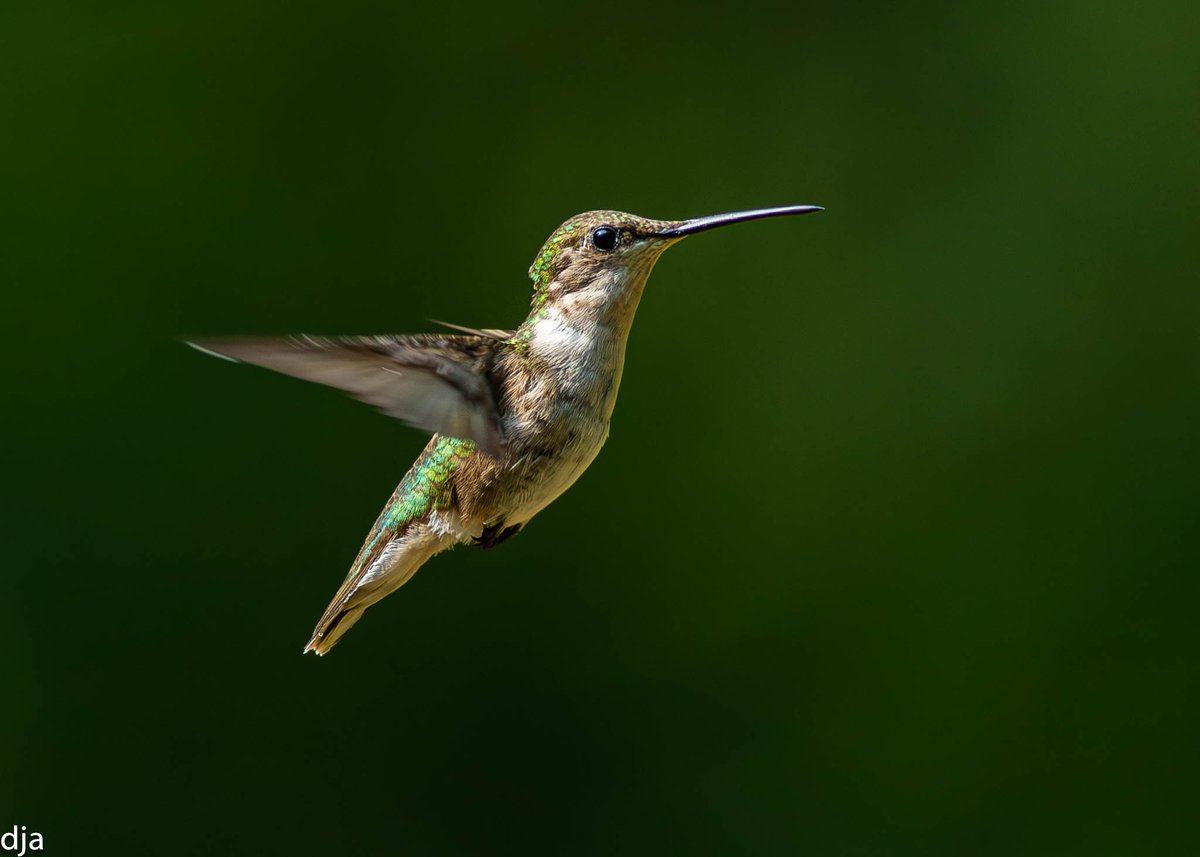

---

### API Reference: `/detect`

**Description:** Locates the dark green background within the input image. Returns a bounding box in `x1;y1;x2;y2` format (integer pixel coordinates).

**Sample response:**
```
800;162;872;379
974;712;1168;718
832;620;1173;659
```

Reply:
3;1;1198;853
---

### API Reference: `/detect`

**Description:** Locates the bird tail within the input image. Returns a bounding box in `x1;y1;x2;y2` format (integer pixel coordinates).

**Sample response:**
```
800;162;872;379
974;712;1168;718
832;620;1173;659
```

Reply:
304;519;458;655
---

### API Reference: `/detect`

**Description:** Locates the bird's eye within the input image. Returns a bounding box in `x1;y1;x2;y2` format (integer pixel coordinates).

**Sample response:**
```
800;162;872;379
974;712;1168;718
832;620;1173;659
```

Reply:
591;226;619;251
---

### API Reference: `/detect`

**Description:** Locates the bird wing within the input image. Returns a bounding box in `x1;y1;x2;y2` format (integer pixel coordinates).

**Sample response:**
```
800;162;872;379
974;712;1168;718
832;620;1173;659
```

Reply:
187;334;505;456
427;319;515;340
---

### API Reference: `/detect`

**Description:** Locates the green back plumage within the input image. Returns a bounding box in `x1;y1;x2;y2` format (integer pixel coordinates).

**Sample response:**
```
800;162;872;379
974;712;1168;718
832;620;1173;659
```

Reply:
385;436;475;527
354;436;476;568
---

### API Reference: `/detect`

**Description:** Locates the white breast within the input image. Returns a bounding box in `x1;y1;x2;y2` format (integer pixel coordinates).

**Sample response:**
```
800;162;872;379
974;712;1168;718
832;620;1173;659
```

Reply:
531;312;605;361
493;310;628;525
529;311;625;408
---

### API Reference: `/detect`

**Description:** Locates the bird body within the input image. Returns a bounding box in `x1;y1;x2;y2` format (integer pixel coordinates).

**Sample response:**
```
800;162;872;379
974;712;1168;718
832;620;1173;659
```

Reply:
191;205;821;653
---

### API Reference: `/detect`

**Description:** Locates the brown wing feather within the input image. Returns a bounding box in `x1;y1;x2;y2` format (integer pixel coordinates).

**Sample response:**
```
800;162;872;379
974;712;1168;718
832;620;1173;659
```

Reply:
187;334;505;455
427;319;515;340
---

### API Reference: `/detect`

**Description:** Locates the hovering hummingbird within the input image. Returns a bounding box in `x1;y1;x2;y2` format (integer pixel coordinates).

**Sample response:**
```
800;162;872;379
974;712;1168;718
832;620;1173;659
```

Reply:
190;205;822;654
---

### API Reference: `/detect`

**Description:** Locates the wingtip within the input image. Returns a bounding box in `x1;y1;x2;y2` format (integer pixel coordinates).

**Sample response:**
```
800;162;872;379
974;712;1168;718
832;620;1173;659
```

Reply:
427;319;515;341
183;339;241;363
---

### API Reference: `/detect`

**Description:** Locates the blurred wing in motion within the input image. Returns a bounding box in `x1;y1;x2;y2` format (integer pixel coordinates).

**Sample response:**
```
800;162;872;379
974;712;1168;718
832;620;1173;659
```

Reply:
187;334;505;456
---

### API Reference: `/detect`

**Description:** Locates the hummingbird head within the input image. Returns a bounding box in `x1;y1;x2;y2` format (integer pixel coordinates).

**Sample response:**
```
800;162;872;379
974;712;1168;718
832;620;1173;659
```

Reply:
527;206;823;326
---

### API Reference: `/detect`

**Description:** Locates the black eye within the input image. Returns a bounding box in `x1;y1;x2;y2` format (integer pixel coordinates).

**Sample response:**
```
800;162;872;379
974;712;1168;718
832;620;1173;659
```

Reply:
591;226;619;251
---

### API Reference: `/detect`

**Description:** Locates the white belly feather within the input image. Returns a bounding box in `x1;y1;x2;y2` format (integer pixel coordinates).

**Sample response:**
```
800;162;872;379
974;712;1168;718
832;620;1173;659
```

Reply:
497;309;626;526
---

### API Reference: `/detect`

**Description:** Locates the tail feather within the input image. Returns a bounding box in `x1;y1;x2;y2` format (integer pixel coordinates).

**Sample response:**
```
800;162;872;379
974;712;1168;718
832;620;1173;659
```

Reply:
304;434;475;655
304;521;457;655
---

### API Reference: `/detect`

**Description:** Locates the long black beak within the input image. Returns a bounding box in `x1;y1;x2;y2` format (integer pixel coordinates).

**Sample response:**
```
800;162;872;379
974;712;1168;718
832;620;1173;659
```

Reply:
654;205;823;239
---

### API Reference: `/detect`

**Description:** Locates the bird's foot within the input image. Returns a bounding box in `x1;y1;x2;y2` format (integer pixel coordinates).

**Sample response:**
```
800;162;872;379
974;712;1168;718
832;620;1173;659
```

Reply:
474;521;523;550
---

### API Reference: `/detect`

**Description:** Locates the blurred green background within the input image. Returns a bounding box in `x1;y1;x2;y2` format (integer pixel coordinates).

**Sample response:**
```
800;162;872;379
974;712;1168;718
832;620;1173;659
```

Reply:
3;0;1198;853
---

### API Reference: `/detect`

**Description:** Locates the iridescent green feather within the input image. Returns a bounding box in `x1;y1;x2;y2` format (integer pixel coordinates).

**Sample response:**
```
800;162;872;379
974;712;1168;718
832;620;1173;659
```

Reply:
510;210;661;351
384;436;475;526
355;436;476;564
527;222;576;313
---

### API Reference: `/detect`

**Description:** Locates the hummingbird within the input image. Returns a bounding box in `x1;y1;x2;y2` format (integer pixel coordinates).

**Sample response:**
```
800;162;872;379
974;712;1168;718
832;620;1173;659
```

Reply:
189;205;822;654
